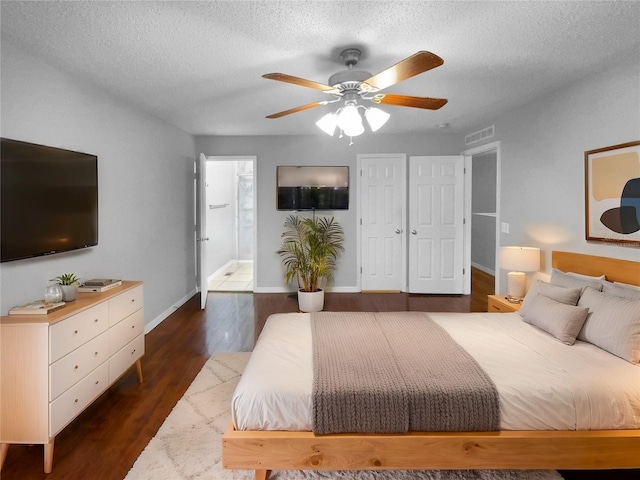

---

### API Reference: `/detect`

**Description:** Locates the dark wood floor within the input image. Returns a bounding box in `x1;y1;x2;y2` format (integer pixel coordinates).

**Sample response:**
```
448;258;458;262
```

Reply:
1;288;637;480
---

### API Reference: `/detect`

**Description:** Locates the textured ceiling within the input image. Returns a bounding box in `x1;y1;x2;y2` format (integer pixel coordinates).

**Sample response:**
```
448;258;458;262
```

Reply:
1;1;639;136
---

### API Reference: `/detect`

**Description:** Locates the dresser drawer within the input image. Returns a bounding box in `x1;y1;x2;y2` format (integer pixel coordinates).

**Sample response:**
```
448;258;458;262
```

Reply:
109;308;143;355
109;285;143;326
109;334;144;384
49;302;109;363
49;362;109;437
49;331;109;401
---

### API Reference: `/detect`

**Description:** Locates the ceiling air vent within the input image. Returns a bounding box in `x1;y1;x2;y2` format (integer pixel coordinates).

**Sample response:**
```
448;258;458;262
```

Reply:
465;125;495;146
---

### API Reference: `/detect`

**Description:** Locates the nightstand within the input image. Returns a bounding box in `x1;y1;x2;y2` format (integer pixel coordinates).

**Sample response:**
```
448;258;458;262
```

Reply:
487;294;521;313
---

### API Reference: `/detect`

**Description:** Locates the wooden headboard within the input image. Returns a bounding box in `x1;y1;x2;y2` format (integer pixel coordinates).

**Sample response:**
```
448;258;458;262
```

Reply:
552;251;640;286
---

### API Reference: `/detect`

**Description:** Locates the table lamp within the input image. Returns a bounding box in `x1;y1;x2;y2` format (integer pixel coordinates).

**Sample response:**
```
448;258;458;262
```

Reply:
499;246;541;303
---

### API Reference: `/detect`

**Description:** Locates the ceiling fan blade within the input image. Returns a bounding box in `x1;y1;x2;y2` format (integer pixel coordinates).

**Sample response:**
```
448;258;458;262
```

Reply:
263;73;339;94
266;101;325;119
361;51;444;92
372;93;448;110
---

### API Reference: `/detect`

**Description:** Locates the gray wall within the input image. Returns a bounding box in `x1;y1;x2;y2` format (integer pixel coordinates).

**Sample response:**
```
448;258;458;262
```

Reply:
0;42;197;325
462;50;640;292
199;52;640;296
3;40;636;314
195;133;461;291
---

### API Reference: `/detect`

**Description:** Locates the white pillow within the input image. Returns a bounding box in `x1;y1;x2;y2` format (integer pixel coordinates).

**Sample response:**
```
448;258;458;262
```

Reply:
550;269;604;292
519;280;581;318
522;294;589;345
614;281;640;291
603;281;640;301
577;287;640;364
567;271;606;280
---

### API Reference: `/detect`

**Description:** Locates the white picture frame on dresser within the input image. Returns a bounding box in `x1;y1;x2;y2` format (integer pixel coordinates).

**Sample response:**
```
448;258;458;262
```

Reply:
0;281;144;474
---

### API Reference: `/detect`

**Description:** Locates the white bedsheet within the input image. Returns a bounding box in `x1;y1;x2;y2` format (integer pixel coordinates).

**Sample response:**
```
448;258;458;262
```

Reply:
231;312;640;431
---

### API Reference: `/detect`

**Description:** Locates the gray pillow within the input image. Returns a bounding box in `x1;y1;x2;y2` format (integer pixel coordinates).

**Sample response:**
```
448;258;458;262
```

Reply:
577;287;640;364
522;294;589;345
519;280;581;318
550;268;604;292
603;281;640;301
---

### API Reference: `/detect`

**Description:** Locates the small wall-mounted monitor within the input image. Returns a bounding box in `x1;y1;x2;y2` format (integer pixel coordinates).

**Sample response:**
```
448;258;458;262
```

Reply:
277;166;349;210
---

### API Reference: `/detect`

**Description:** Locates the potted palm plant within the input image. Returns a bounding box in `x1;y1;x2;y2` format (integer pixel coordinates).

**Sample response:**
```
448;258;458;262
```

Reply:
50;273;81;302
277;214;344;312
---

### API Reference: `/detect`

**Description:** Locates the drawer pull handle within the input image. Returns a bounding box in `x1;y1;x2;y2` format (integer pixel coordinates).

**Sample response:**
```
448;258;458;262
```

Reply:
131;325;135;329
74;365;79;370
94;318;99;323
94;352;99;356
74;330;79;335
74;399;79;404
132;349;136;355
95;381;99;385
131;299;135;303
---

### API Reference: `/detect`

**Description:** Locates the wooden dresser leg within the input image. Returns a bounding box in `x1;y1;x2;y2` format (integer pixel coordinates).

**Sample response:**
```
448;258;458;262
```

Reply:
44;438;55;474
0;443;9;471
254;469;270;480
135;358;143;383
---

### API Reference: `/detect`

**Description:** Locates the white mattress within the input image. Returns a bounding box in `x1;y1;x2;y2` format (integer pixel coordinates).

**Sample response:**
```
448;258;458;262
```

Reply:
231;312;640;431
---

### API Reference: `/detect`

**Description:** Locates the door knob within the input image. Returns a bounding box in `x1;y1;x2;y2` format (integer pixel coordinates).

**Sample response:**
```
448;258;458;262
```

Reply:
395;228;402;234
411;229;417;235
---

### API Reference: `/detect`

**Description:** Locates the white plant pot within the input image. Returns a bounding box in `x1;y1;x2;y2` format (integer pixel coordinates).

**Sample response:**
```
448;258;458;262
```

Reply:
298;289;324;313
60;285;78;302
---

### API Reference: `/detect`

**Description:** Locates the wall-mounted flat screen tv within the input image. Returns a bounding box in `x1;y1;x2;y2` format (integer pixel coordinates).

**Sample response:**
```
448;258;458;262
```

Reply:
1;138;98;263
277;166;349;210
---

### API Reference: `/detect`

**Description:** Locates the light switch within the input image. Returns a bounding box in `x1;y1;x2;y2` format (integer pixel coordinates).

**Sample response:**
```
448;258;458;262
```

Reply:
501;222;510;234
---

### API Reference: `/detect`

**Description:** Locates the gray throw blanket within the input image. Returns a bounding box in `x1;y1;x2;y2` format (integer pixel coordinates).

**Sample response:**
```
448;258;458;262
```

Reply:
311;312;500;434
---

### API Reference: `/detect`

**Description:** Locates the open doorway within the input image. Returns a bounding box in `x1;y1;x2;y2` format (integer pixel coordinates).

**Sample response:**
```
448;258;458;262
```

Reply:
202;156;256;292
463;142;500;311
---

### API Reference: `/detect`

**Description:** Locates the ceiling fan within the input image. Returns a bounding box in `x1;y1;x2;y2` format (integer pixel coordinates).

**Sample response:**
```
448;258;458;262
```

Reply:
262;48;448;136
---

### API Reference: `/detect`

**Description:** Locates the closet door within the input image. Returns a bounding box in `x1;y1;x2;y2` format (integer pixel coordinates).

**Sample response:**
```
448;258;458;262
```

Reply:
408;156;464;294
359;154;406;291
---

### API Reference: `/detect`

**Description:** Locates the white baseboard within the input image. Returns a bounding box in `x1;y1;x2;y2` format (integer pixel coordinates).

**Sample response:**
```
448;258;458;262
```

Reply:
471;262;495;276
327;286;360;293
144;288;197;334
207;260;235;284
253;286;296;293
253;286;360;294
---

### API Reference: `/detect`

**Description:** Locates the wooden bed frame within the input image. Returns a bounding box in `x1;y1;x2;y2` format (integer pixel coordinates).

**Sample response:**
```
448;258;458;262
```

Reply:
223;251;640;480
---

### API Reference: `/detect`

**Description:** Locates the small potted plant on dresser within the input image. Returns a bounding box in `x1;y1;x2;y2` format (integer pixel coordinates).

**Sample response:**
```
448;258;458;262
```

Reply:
277;214;344;312
50;273;81;302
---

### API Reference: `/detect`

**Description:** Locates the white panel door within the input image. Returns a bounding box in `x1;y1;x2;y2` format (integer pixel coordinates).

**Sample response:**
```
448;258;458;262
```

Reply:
359;154;406;291
196;153;209;309
408;156;464;294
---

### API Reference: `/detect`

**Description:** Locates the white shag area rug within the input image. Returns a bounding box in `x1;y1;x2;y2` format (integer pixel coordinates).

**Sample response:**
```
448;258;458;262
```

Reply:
125;352;563;480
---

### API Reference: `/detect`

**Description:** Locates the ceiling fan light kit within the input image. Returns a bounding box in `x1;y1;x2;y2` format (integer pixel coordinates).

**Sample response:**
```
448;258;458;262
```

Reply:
337;105;365;137
263;48;448;143
315;112;338;136
364;107;391;132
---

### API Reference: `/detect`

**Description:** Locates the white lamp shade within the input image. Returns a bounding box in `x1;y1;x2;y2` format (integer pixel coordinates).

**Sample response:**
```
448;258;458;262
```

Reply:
315;113;337;136
499;246;540;272
337;105;364;136
342;121;364;137
365;107;390;132
500;246;540;301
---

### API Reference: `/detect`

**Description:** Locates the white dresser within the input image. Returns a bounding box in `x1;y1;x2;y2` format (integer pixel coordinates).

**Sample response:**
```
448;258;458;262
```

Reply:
0;281;144;473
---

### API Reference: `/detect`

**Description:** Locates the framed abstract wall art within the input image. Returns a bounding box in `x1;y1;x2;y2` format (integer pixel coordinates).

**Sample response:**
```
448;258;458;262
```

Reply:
584;141;640;245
